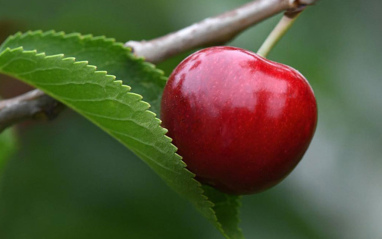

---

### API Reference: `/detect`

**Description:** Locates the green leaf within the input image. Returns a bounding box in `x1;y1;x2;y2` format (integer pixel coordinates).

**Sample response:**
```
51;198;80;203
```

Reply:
0;31;243;239
203;186;243;239
0;30;165;114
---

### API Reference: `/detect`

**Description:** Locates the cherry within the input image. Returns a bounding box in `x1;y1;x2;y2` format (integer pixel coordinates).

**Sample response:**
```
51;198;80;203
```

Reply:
161;46;317;195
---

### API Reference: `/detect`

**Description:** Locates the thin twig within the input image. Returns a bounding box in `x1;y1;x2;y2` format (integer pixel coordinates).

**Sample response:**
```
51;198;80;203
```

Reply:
0;0;317;133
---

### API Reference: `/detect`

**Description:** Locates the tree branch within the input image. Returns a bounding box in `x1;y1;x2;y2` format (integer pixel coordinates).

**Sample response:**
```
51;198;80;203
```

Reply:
126;0;291;63
0;89;64;132
0;0;317;133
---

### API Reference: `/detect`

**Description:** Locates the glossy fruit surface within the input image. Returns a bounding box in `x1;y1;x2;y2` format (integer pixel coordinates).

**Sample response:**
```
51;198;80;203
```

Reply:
161;46;317;195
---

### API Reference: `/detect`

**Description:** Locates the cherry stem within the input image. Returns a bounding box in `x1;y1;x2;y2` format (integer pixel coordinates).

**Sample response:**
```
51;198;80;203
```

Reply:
257;9;304;58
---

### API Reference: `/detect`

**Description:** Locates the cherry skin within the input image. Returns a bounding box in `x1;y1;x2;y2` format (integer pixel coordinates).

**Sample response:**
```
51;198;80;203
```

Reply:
161;46;317;195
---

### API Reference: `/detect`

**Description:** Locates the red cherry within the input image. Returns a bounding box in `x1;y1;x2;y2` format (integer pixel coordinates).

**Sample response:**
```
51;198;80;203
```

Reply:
161;46;317;195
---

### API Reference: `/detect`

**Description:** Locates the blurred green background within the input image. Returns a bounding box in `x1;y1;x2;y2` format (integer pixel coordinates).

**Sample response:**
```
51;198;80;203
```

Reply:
0;0;381;238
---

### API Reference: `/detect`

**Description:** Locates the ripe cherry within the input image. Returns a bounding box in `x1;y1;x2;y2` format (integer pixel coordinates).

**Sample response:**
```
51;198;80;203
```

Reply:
161;46;317;195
